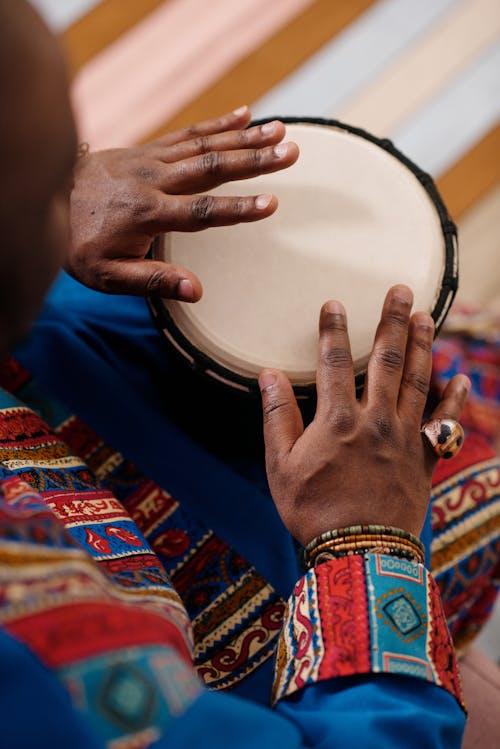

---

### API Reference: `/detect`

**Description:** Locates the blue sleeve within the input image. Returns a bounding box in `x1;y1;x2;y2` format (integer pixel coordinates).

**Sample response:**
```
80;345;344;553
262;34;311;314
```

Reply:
0;627;463;749
154;675;464;749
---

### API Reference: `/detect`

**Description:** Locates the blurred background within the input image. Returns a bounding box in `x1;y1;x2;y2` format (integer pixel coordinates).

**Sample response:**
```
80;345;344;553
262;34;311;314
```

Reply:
31;0;499;658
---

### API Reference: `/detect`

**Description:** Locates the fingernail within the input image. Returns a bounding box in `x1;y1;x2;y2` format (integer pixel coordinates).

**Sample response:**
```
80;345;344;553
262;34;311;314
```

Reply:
259;372;276;391
261;121;276;136
274;143;290;158
391;284;413;305
460;375;471;393
255;194;273;210
176;279;194;301
325;300;345;315
233;105;248;116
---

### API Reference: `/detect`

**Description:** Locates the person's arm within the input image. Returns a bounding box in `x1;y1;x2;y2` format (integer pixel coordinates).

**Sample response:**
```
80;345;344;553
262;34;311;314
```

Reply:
0;287;469;747
0;550;464;749
67;108;298;300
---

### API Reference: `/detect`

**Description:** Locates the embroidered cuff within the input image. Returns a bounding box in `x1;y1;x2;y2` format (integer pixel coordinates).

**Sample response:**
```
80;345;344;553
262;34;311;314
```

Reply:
272;554;465;710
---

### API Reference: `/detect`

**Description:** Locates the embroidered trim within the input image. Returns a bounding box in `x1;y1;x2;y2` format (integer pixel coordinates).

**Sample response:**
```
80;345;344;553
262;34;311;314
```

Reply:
0;476;201;748
0;360;285;691
431;456;500;651
272;554;465;711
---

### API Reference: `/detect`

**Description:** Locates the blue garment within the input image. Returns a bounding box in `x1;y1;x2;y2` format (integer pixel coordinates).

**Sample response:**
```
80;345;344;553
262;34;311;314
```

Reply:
5;271;465;748
0;627;463;749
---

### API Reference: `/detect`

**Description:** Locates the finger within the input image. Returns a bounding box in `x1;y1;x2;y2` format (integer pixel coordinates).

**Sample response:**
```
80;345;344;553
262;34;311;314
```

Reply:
428;374;471;423
422;374;471;467
259;370;303;464
397;312;435;424
151;106;252;148
159;141;299;195
154;121;287;164
157;193;279;231
316;301;356;424
362;285;413;412
95;258;203;300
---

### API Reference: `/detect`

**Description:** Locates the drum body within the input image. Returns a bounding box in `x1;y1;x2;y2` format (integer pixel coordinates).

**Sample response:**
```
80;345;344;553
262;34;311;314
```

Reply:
149;118;458;395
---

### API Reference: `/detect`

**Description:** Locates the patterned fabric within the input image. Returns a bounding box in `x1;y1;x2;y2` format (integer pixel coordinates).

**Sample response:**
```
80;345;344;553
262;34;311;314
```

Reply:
433;308;500;451
0;474;201;749
272;554;465;711
124;489;285;690
0;357;285;691
430;434;500;652
0;351;498;701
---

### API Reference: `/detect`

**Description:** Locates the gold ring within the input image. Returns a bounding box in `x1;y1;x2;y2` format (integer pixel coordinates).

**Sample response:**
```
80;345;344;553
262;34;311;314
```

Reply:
421;418;464;459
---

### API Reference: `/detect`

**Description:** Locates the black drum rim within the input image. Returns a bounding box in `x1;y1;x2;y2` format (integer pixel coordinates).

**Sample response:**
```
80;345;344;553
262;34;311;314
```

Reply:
148;116;458;397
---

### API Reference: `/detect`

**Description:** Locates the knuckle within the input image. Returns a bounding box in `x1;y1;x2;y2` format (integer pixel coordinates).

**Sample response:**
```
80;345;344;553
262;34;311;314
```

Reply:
413;335;433;354
145;270;168;296
184;124;200;139
331;407;355;435
194;135;211;154
368;414;394;442
132;165;159;183
377;346;404;371
403;372;429;396
249;148;263;168
262;398;293;424
201;150;221;175
237;129;250;146
320;347;352;369
191;195;216;223
232;197;246;217
385;309;409;328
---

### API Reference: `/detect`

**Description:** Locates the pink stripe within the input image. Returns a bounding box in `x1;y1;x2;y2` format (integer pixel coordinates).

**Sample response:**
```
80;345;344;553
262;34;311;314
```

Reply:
72;0;314;149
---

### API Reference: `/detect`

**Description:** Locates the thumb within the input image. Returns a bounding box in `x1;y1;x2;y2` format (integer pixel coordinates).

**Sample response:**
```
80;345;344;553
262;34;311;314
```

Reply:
259;370;303;465
95;258;203;300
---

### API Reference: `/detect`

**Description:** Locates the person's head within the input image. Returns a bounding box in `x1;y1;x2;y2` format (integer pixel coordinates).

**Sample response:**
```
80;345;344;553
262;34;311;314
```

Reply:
0;0;77;352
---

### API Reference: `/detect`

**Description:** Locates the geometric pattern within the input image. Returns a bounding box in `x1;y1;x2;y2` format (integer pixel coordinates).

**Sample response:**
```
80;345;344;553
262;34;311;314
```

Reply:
0;356;285;691
0;475;201;749
272;554;465;711
430;435;500;653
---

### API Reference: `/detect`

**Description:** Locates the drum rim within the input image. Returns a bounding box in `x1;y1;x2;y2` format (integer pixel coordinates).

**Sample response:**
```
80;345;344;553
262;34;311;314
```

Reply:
148;116;458;397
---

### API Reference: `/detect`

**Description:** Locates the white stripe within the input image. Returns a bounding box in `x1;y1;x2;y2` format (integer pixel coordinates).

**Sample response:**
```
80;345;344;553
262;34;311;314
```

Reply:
392;41;500;175
252;0;460;118
457;183;500;306
336;0;500;137
30;0;101;30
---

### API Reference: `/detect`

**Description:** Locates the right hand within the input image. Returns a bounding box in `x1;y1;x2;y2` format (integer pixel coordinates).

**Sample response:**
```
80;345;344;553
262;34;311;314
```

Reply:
259;285;470;547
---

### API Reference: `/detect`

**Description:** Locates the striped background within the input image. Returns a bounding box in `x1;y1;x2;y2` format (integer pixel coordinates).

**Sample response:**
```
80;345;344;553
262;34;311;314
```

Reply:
31;0;500;656
33;0;500;310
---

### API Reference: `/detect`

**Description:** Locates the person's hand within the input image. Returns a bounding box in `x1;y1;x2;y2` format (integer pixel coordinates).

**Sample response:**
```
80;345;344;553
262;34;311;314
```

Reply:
68;107;298;300
259;285;470;546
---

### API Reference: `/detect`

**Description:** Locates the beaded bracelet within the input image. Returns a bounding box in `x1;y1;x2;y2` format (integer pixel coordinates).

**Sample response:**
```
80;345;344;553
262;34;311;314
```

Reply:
307;537;423;561
303;524;425;569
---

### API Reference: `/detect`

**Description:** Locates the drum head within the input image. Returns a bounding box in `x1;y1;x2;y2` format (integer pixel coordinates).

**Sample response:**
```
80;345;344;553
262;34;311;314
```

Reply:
151;118;457;393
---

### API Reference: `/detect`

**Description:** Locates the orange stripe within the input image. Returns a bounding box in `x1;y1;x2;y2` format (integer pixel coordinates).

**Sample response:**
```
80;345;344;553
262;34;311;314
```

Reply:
62;0;168;74
144;0;376;140
437;124;500;220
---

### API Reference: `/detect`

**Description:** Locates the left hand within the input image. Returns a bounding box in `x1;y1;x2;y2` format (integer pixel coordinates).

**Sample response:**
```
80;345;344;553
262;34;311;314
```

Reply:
68;108;298;300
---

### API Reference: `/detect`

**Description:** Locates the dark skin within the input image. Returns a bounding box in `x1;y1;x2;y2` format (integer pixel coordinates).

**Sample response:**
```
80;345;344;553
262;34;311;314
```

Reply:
259;290;469;544
1;1;469;548
69;112;299;299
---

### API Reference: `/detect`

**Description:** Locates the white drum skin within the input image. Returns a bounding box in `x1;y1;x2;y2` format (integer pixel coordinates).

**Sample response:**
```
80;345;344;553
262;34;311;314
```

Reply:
151;120;457;393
